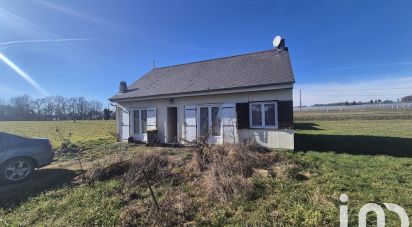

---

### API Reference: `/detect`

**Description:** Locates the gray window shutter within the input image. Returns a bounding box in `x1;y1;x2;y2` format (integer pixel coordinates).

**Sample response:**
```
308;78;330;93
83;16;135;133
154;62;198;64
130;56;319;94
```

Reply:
236;103;249;129
278;101;293;129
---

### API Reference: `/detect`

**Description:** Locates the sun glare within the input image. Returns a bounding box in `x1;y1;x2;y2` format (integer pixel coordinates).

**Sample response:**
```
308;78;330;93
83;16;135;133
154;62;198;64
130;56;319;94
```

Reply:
0;52;48;96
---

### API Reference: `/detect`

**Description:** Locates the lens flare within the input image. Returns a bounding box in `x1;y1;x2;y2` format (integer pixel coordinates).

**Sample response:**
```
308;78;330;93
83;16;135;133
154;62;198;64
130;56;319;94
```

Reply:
0;52;48;96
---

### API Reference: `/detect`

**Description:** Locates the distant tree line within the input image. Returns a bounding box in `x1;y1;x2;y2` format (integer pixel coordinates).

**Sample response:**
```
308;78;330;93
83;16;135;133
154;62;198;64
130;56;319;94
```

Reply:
310;96;412;107
402;95;412;102
0;95;112;121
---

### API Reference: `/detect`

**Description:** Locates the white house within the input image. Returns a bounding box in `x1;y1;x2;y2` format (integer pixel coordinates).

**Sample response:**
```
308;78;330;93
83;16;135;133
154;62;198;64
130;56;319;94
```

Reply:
109;39;295;149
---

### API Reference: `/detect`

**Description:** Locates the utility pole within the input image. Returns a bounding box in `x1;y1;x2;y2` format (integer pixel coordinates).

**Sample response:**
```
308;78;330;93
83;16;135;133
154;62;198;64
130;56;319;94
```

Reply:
299;89;302;113
152;60;156;69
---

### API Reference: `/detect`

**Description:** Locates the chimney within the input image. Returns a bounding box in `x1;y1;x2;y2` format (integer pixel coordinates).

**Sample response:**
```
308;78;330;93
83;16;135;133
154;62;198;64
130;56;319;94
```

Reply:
119;81;127;93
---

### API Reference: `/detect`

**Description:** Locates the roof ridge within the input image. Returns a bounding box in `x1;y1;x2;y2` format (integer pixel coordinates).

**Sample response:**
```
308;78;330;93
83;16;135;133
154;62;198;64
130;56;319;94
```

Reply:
154;49;280;70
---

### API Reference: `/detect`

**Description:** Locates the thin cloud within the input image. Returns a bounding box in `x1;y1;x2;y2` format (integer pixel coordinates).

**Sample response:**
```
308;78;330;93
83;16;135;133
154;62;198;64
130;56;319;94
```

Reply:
294;77;412;106
34;0;110;27
0;38;94;50
32;0;208;53
323;61;412;72
0;52;48;96
0;7;55;39
0;38;93;46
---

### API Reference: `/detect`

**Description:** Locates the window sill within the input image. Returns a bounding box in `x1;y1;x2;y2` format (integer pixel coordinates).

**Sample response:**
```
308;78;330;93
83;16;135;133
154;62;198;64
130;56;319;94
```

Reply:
249;126;279;129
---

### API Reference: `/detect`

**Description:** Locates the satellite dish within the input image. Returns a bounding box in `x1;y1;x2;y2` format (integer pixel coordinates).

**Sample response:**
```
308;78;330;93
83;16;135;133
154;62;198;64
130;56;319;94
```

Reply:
273;36;282;48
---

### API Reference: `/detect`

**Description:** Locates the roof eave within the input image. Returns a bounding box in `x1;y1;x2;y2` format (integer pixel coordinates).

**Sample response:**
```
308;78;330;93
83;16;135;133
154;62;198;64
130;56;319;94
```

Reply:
109;82;294;103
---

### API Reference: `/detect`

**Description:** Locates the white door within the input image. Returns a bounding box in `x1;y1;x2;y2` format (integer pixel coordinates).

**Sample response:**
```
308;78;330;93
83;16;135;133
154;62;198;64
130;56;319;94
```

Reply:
198;106;223;144
222;104;237;144
132;108;156;142
184;106;197;142
210;106;223;144
121;107;130;141
147;108;157;130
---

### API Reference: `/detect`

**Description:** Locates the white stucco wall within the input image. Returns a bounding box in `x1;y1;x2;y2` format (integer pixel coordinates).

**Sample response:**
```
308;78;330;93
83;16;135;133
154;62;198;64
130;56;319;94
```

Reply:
116;88;294;149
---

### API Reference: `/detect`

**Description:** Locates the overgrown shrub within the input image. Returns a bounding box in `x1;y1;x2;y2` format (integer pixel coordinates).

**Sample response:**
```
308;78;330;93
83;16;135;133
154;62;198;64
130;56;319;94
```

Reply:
84;142;303;226
86;161;130;182
192;144;279;201
123;150;184;188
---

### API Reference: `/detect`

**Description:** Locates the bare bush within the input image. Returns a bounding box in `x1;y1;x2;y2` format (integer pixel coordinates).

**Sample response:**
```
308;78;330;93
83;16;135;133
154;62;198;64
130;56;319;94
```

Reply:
54;127;87;181
204;163;254;201
183;137;280;201
83;140;301;225
197;144;279;201
54;127;80;154
86;161;130;182
123;150;177;188
84;143;131;185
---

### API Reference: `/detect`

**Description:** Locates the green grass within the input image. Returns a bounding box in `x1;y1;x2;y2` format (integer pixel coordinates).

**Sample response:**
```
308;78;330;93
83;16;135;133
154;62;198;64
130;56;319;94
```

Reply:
1;119;412;226
1;180;124;226
0;120;116;149
291;120;412;226
295;119;412;138
295;120;412;157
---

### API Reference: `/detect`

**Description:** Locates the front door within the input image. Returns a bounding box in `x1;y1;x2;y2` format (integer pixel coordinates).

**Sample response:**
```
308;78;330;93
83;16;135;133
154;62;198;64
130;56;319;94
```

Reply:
198;105;223;144
167;107;178;143
222;104;237;144
184;106;197;142
120;108;130;141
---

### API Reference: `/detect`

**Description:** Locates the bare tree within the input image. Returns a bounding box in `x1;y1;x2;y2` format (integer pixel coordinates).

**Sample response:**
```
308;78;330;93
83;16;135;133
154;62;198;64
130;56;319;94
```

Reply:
31;98;45;120
68;97;78;120
9;95;32;120
77;97;87;120
54;96;68;120
0;95;105;121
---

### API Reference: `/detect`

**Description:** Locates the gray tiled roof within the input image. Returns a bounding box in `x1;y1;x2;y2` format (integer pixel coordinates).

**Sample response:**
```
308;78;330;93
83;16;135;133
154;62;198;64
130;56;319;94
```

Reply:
110;49;294;101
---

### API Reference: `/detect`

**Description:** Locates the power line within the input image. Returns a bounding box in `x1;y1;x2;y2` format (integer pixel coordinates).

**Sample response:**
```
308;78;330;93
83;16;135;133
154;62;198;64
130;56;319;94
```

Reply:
299;89;302;113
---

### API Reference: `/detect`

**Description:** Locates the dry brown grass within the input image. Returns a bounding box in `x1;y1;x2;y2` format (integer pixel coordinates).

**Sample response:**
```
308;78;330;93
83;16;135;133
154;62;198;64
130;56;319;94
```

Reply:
191;144;280;201
86;161;130;182
83;143;300;226
123;149;187;189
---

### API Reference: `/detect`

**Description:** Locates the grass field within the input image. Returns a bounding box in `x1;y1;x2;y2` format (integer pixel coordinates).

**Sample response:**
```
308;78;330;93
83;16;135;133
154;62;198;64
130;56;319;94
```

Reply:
1;119;412;226
294;110;412;121
295;120;412;157
0;120;116;149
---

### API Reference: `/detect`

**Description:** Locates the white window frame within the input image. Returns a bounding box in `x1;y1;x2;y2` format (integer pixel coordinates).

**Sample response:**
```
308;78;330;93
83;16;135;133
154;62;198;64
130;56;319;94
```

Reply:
197;104;223;138
249;101;278;129
131;108;148;135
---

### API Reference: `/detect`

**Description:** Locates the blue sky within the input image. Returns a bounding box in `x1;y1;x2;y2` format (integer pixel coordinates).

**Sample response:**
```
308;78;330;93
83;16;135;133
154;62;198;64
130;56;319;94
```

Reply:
1;0;412;105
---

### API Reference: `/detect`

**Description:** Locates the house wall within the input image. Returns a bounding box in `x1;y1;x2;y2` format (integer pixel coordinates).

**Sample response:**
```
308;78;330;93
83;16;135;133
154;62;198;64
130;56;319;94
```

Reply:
116;88;294;149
